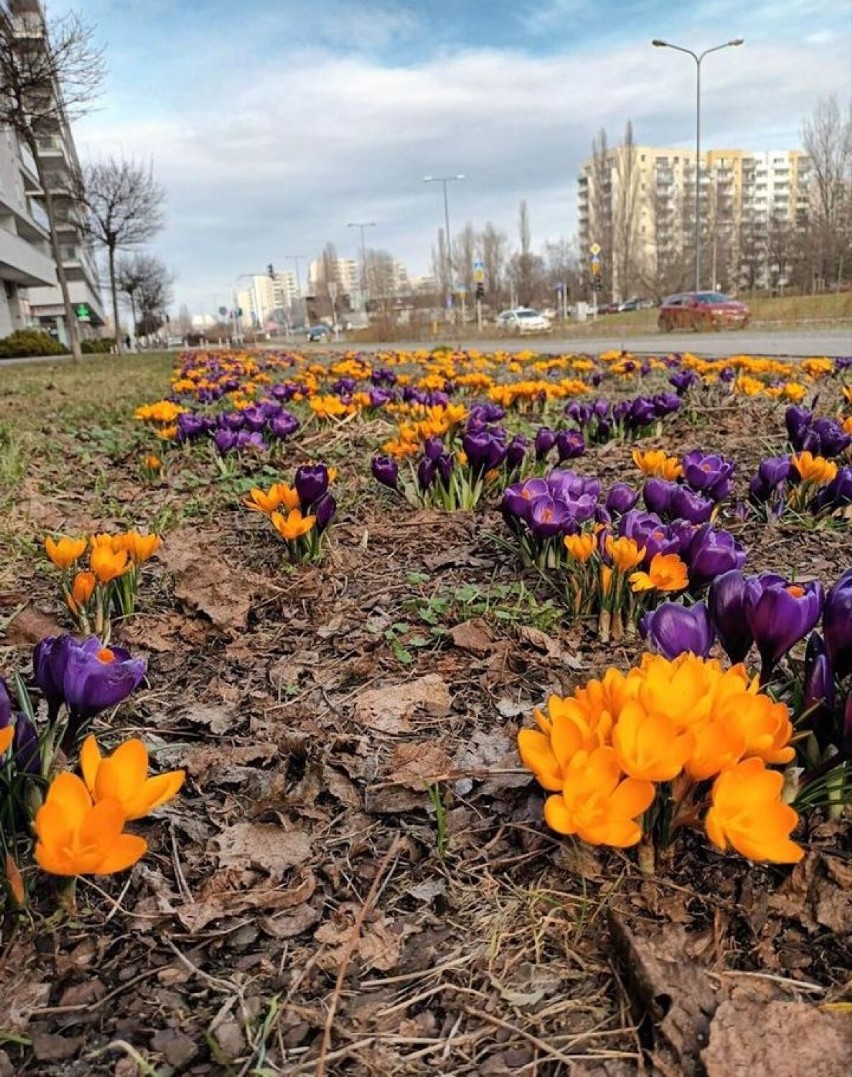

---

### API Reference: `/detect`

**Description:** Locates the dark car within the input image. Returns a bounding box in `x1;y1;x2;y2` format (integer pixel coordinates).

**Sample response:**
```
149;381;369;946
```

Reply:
658;291;750;332
597;302;621;315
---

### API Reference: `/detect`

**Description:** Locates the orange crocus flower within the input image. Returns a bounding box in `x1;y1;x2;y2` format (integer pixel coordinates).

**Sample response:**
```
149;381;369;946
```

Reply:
124;531;162;564
68;570;96;612
564;533;596;562
33;772;147;876
705;758;803;863
605;536;646;572
45;535;87;570
789;452;837;486
629;552;689;593
90;544;130;583
0;725;12;754
631;449;683;480
611;701;694;782
270;508;316;541
543;747;655;847
80;735;185;821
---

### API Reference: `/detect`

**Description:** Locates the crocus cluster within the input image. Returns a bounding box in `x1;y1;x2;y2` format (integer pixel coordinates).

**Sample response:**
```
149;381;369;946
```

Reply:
244;464;337;561
518;653;802;864
562;392;681;444
641;449;736;524
373;410;526;511
44;530;162;640
749;450;852;520
785;405;851;458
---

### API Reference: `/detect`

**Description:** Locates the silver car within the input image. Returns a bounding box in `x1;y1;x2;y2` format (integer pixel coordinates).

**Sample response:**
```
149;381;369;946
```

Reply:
496;308;552;334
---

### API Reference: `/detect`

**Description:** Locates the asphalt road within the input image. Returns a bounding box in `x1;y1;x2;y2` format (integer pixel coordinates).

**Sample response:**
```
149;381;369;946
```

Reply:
0;327;850;367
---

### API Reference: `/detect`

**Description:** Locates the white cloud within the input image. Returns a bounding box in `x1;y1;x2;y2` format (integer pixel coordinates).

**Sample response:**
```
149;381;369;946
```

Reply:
72;32;845;311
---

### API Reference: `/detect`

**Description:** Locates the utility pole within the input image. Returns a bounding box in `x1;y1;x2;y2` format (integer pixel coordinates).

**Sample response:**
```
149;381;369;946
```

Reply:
286;255;308;328
347;221;376;311
424;174;465;322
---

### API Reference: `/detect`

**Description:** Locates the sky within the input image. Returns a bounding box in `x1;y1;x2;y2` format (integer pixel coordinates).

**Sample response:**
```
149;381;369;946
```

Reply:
52;0;851;315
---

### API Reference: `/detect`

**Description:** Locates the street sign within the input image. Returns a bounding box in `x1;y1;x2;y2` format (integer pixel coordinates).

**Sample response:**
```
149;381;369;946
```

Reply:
218;306;227;316
590;243;601;256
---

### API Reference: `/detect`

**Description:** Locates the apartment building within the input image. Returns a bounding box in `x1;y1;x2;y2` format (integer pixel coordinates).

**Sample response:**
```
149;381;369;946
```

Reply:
0;125;56;336
236;271;299;329
6;0;104;340
308;256;360;297
577;144;810;298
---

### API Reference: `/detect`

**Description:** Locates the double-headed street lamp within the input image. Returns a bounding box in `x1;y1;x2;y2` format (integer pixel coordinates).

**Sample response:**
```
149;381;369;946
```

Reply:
652;38;744;293
423;174;465;315
347;220;376;309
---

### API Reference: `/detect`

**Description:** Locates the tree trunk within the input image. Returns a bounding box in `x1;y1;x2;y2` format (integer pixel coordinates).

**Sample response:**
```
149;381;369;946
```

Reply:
30;140;82;362
108;244;123;355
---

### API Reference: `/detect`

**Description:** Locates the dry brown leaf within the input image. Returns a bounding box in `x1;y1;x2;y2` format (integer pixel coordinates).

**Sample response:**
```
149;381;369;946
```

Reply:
214;823;312;880
315;912;408;973
2;604;64;647
181;742;278;784
176;867;316;933
159;528;254;634
183;703;236;735
353;673;452;734
703;999;852;1076
449;617;495;656
120;612;210;652
388;742;453;788
517;624;584;669
769;850;852;935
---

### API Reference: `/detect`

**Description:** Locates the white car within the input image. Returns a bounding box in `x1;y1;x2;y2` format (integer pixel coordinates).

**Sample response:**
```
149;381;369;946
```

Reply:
496;308;552;335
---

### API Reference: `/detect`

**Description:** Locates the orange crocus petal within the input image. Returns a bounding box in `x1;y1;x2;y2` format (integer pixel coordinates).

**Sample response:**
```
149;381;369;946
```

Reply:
88;736;185;821
517;729;563;791
71;571;97;607
45;535;87;569
127;532;161;563
605;536;645;572
0;726;13;754
629;553;689;593
90;545;130;583
705;758;803;864
612;702;693;782
270;508;316;541
79;734;102;794
565;533;596;562
245;487;281;514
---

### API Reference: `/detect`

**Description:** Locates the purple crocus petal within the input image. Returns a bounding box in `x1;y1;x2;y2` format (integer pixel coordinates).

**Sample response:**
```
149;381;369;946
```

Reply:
528;496;573;539
268;412;300;439
669;486;715;525
744;575;825;675
417;456;437;491
708;570;753;663
683;525;746;589
221;411;246;431
372;455;399;490
823;567;852;680
640;601;715;659
502;478;550;522
0;676;11;729
605;482;639;516
643;478;677;516
506;435;527;473
213;429;237;455
555;429;586;461
534;427;556;461
235;431;268;452
62;637;147;724
313;492;337;535
803;632;836;750
295;464;329;506
33;635;74;718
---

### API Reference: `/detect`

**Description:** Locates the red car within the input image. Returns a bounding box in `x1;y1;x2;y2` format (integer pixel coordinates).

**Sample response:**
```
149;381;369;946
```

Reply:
658;291;750;332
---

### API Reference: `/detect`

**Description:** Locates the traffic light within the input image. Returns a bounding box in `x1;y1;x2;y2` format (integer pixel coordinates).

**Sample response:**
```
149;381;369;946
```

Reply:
475;282;485;301
593;272;602;290
267;263;275;278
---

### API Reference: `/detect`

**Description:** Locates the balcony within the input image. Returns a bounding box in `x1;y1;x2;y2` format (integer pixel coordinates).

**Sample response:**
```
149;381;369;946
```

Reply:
0;223;56;286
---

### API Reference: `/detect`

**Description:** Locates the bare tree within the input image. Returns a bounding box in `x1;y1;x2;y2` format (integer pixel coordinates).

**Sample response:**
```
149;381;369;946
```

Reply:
512;199;540;305
0;3;104;360
478;221;508;308
77;158;166;354
588;128;614;299
452;223;476;305
801;95;852;290
613;121;641;299
116;252;172;339
431;228;449;309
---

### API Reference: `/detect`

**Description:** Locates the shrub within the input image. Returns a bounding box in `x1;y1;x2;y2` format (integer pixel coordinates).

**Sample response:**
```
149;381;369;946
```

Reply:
81;338;115;354
0;329;68;358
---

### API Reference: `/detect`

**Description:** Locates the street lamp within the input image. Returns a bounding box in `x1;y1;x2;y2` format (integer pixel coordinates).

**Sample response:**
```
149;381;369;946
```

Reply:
652;38;744;293
347;221;376;310
423;174;465;317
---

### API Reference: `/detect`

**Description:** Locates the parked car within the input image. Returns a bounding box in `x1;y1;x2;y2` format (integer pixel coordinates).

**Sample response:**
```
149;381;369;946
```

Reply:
597;302;621;315
306;323;332;342
496;308;552;334
617;297;642;312
657;291;750;332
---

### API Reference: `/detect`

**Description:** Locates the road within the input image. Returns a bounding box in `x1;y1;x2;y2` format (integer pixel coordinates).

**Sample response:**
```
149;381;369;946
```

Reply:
0;327;850;368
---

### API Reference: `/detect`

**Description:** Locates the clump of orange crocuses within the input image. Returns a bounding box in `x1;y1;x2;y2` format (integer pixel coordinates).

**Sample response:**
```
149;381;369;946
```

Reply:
243;465;337;562
44;529;162;641
518;652;802;869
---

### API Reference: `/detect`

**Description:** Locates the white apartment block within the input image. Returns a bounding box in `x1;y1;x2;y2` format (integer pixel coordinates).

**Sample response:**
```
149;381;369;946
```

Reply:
577;144;810;298
308;256;360;296
236;271;299;328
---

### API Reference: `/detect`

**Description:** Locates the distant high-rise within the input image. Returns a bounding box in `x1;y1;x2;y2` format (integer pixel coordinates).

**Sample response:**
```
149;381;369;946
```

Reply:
236;271;299;329
577;144;810;299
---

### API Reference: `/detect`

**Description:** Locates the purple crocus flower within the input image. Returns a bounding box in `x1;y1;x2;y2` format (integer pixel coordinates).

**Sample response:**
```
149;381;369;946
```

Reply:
61;637;147;749
220;411;246;431
803;632;836;750
640;601;715;659
528;497;574;539
213;429;237;455
12;712;41;776
683;525;746;588
682;450;735;501
670;486;715;525
626;397;657;428
534;426;557;461
240;406;267;432
235;430;268;453
176;413;211;442
810;418;851;458
643;478;677;516
605;483;639;515
501;478;549;522
652;392;682;416
33;635;73;720
436;453;454;487
0;675;11;729
811;466;852;514
555;429;586;461
506;435;527;473
749;456;791;502
295;464;330;506
268;412;300;440
423;437;444;461
313;492;337;534
372;455;399;490
417;456;437;491
462;429;508;475
823;568;852;680
259;400;284;420
548;470;600;502
469;403;505;424
708;570;753;663
744;574;824;677
670;370;698;394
